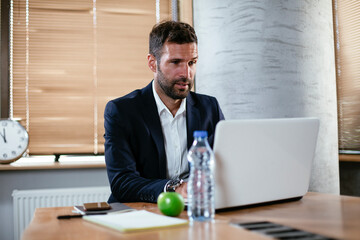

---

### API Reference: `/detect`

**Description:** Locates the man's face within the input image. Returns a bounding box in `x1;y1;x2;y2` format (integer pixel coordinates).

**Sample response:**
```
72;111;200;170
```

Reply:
154;42;198;100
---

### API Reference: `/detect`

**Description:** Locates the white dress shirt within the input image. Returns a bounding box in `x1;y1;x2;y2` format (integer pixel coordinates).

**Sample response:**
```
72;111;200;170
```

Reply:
152;81;189;180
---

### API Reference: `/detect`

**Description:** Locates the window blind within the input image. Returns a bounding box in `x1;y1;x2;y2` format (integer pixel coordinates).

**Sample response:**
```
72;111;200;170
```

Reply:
333;0;360;152
11;0;171;155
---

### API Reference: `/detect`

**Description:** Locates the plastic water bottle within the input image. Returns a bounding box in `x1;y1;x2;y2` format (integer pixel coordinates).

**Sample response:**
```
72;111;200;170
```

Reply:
187;130;215;222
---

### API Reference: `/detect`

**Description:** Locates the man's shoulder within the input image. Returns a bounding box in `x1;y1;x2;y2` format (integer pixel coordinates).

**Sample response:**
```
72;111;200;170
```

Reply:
110;89;142;105
190;91;217;99
107;82;152;107
188;91;218;105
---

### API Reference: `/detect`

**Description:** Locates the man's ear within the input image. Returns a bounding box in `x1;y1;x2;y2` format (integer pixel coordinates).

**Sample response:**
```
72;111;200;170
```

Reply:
147;54;157;73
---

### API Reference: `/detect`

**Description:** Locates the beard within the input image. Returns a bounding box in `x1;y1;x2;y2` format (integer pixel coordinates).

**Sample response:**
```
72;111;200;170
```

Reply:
156;66;193;100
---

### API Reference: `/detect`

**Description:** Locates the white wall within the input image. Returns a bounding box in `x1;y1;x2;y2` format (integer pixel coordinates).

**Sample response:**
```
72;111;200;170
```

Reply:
193;0;339;193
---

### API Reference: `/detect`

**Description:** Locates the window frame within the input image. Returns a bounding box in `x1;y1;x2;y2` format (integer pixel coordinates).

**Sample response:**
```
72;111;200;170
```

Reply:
1;0;194;159
1;0;10;119
333;0;360;158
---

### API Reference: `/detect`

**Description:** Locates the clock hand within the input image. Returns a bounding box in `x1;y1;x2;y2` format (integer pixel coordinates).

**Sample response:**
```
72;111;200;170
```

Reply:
0;128;6;143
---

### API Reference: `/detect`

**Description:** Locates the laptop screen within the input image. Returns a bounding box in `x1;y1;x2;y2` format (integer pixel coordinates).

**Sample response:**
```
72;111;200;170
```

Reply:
213;117;319;209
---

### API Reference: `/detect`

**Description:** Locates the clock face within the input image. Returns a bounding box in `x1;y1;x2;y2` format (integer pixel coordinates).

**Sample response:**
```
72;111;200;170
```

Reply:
0;119;29;164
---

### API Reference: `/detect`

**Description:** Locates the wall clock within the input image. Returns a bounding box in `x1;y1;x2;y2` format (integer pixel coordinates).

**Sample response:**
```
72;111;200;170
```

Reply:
0;119;29;164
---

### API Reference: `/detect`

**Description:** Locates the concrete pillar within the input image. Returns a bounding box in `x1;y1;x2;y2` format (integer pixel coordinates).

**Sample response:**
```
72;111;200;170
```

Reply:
193;0;339;194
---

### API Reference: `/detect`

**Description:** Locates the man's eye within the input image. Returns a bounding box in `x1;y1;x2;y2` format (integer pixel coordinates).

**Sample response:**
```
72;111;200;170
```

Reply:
189;60;197;66
171;60;180;64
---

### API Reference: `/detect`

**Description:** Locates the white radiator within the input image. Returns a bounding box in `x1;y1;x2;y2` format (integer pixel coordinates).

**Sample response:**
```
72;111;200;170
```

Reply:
12;186;111;240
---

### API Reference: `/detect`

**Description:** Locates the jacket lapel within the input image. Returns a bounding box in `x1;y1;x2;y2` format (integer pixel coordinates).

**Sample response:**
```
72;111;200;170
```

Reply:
140;81;167;178
186;92;201;149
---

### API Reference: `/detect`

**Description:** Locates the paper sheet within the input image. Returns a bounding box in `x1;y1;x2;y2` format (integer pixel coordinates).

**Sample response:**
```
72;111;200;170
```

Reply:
83;210;188;232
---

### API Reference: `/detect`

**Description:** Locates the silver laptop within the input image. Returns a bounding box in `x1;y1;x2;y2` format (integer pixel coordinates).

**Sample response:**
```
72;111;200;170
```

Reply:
213;117;319;210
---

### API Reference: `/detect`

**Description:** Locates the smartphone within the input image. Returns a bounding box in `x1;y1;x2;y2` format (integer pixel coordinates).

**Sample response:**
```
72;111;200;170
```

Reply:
83;202;111;211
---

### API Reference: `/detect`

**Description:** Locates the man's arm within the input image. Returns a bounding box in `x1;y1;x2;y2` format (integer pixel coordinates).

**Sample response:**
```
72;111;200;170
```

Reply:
104;100;168;203
207;96;225;147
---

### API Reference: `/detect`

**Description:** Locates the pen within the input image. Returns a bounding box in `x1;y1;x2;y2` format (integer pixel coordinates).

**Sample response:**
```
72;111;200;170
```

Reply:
57;212;107;219
57;214;83;219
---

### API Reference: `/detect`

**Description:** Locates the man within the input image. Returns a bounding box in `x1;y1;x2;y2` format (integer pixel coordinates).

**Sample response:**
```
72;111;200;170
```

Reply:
104;21;224;203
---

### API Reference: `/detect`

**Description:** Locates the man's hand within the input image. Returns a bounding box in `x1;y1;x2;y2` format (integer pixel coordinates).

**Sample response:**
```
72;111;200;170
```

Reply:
175;182;188;199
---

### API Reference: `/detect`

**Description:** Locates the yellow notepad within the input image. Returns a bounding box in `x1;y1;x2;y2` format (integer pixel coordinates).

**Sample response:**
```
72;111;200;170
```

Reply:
83;210;188;232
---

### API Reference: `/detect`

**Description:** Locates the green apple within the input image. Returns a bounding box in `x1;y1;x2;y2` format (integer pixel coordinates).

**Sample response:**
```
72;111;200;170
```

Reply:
157;192;185;217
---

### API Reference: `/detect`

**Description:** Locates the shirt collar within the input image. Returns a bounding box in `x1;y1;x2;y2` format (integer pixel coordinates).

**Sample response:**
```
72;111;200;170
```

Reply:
152;80;186;117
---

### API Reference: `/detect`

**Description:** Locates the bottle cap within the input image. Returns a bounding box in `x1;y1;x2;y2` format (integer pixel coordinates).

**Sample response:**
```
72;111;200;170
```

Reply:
193;130;208;138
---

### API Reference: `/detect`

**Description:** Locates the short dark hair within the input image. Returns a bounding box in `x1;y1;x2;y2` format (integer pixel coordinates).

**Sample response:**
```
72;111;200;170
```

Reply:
149;21;198;61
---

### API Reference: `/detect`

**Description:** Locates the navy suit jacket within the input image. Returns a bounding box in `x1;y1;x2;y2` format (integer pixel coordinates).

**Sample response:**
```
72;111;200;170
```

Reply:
104;81;224;203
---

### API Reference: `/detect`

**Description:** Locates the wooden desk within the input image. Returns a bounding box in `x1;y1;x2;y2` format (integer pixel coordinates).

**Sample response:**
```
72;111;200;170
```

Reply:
22;192;360;240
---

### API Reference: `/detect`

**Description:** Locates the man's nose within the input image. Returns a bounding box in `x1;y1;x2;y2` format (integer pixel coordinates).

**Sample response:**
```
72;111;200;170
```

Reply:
179;64;191;79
